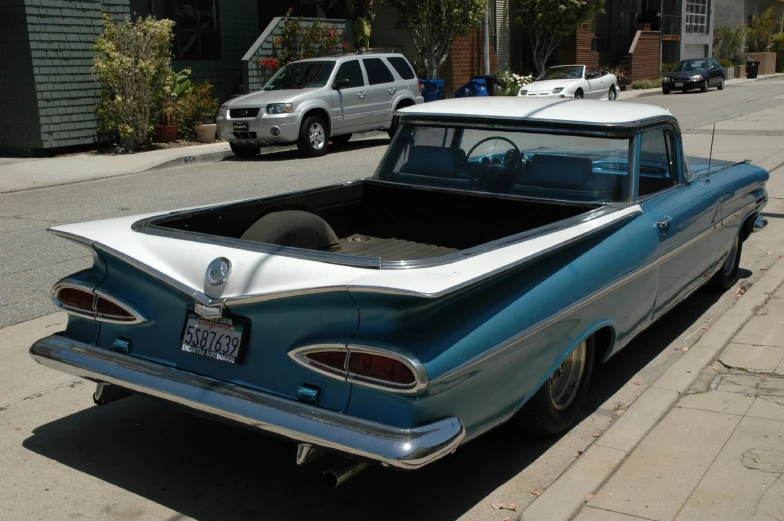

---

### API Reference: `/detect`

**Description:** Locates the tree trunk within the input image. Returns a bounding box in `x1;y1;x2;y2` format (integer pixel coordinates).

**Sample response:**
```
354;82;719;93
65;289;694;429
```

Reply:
529;31;561;75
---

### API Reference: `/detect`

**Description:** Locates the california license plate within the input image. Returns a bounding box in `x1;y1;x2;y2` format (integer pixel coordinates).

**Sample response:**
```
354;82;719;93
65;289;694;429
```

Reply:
181;313;245;364
674;82;683;87
233;121;249;131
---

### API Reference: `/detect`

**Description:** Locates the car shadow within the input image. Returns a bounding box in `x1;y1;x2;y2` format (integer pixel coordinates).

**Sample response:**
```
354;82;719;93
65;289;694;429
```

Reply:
220;139;390;164
22;287;724;521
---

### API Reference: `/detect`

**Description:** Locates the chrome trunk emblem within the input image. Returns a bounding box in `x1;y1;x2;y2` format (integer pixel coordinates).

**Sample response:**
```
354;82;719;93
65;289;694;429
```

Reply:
205;257;232;286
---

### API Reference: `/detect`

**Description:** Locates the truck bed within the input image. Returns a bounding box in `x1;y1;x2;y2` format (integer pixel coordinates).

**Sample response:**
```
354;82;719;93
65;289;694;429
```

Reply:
147;180;601;263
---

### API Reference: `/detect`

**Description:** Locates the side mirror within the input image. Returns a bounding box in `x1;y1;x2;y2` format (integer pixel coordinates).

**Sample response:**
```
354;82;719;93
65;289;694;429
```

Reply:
332;78;350;90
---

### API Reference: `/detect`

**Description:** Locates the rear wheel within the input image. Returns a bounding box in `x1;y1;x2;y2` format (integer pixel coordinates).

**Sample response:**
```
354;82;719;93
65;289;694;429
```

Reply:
330;133;352;146
574;89;584;100
297;115;328;157
229;143;259;158
709;232;743;291
513;336;595;436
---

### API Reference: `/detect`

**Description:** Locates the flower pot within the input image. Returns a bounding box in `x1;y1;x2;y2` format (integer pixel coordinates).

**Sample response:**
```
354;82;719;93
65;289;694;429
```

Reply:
193;124;216;143
154;124;178;143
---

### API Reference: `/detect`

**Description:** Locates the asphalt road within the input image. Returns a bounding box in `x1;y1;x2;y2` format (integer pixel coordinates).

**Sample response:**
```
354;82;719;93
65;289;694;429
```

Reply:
1;77;784;521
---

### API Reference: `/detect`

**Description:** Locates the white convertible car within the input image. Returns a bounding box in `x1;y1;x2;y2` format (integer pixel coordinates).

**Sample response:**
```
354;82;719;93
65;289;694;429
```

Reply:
518;65;618;101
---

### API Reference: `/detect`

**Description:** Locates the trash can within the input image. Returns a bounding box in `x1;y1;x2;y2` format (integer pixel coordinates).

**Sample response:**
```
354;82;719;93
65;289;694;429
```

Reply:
746;58;760;79
472;74;498;95
454;78;489;98
419;79;444;102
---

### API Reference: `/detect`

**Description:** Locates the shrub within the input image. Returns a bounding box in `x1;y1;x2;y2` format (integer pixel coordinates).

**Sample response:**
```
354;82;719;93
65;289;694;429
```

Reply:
92;14;174;147
719;58;733;68
495;70;534;96
772;32;784;53
631;78;662;90
660;62;676;73
176;81;219;141
713;25;747;64
747;7;777;53
259;10;347;72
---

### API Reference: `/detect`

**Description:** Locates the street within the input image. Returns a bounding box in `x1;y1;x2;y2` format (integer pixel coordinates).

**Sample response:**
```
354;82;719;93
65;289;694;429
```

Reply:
1;78;784;521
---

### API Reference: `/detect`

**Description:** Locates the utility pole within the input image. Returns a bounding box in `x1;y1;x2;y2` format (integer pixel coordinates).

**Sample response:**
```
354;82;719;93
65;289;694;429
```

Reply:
483;1;491;75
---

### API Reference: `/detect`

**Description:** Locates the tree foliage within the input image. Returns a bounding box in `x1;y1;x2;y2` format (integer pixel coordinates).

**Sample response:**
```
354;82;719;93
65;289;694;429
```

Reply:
516;0;605;74
747;7;778;53
713;25;747;65
92;14;174;147
387;0;486;79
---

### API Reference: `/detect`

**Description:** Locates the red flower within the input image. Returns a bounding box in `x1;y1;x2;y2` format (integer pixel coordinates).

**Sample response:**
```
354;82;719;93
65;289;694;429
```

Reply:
258;57;279;70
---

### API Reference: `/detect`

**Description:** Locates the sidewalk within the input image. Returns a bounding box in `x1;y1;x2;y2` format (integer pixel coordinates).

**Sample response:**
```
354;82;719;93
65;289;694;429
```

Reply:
520;259;784;521
619;72;784;100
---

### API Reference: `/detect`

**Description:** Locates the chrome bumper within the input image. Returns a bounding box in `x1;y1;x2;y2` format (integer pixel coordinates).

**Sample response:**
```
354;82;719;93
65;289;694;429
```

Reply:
29;334;465;470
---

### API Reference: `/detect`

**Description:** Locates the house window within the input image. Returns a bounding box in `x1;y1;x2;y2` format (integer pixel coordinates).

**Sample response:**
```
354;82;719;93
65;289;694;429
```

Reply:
166;0;222;60
685;0;709;35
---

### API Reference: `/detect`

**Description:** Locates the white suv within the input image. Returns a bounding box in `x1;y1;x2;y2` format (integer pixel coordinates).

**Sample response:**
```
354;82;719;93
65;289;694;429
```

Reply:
216;52;424;158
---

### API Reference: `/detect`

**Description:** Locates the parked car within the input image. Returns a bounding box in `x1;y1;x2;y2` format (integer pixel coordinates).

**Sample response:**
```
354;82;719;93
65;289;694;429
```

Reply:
662;58;725;94
518;65;618;100
32;97;768;485
216;52;424;158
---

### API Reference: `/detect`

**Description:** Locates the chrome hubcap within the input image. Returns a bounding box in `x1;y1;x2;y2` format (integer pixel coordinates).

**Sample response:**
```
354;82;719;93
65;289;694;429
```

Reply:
550;340;587;411
724;235;739;276
309;123;325;150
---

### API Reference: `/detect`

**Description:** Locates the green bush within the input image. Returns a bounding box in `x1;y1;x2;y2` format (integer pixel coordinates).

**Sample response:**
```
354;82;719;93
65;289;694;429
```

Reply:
719;58;733;68
713;25;747;64
92;14;174;148
772;32;784;53
748;7;777;52
176;81;219;141
631;78;662;90
660;62;676;73
495;70;535;96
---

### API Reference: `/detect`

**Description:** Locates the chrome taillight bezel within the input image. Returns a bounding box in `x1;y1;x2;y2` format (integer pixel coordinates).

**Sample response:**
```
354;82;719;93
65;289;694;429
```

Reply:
289;343;428;394
52;280;147;324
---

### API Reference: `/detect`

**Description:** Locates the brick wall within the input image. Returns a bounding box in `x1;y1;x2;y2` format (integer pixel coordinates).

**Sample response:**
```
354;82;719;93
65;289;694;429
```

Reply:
0;0;42;152
575;22;600;69
440;28;498;97
628;30;660;82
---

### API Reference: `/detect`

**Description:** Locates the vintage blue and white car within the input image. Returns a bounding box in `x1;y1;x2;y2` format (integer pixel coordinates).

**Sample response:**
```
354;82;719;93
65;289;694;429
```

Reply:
30;98;769;486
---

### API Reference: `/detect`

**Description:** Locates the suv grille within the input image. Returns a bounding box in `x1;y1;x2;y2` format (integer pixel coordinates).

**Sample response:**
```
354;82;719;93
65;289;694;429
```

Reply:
229;108;260;118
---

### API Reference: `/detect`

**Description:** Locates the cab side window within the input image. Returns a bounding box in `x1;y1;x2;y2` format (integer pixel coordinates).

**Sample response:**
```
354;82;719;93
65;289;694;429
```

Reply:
335;60;365;88
363;58;395;85
638;129;678;197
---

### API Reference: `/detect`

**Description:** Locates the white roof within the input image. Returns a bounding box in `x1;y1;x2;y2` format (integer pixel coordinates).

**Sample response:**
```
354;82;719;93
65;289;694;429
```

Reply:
398;97;672;125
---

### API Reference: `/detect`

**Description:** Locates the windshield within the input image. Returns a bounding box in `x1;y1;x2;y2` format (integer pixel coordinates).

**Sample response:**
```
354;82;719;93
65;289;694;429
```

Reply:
672;59;708;72
539;66;584;80
264;61;336;90
374;125;632;203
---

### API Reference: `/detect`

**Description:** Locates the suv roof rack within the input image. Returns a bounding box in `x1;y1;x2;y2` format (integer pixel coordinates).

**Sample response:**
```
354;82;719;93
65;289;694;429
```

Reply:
354;48;398;55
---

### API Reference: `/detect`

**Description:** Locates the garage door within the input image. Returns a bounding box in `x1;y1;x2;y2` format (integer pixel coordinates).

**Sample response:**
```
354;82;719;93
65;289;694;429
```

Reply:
684;44;708;59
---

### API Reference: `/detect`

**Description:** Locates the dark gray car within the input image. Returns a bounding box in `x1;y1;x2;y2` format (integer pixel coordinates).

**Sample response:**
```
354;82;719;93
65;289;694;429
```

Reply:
661;58;725;95
216;53;424;158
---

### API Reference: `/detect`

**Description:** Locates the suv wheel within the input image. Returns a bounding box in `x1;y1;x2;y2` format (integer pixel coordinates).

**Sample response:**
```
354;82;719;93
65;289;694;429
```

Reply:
230;143;259;158
297;115;328;157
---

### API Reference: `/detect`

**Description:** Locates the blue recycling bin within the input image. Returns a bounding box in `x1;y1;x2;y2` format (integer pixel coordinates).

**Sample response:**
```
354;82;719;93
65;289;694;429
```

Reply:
454;78;489;98
419;79;444;102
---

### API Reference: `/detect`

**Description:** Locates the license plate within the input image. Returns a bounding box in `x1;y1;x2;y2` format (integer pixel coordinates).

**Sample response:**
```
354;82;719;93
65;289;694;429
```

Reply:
233;121;249;131
181;313;245;364
674;82;683;87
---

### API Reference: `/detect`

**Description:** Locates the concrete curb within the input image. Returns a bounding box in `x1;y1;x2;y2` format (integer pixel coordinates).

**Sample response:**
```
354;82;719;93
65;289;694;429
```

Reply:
619;73;784;101
146;149;234;171
519;256;784;521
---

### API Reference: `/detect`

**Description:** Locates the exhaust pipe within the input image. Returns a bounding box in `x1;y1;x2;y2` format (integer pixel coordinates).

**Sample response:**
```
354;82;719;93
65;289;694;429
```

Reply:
322;460;369;488
92;383;131;406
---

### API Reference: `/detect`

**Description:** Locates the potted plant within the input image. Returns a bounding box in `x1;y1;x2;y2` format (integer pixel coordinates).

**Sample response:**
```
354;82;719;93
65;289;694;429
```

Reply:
176;81;219;143
154;68;192;143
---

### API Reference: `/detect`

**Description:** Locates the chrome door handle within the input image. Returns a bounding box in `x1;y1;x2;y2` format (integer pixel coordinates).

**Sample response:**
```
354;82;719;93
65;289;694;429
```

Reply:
656;218;671;234
388;87;396;94
358;92;366;98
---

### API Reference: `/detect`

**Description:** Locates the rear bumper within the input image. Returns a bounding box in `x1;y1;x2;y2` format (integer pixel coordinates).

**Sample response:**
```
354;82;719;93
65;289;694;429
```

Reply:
29;334;465;470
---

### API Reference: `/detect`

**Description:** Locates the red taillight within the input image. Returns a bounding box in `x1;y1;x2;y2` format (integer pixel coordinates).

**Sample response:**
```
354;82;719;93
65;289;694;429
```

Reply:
96;296;134;320
57;287;94;312
348;352;416;385
305;351;347;371
418;81;423;95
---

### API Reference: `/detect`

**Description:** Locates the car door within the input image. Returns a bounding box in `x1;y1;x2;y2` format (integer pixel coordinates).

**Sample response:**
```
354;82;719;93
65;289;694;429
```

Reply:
586;69;608;99
361;57;396;125
330;59;371;133
639;127;722;319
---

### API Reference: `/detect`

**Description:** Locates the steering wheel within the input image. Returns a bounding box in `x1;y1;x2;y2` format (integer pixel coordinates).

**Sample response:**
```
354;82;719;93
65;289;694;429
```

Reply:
466;136;522;168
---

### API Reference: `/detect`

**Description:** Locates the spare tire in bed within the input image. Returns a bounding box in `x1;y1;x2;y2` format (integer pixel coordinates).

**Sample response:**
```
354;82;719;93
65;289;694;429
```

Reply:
240;210;340;251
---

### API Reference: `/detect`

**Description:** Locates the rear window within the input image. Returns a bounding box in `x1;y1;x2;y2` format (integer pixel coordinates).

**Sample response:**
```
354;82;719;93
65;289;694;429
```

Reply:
387;57;416;80
363;58;395;85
